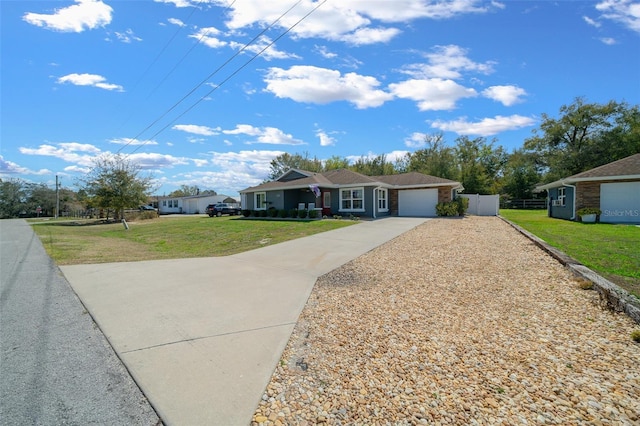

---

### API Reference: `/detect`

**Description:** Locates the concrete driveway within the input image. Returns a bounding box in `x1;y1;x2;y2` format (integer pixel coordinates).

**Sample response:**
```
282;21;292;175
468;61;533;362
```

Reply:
60;217;427;425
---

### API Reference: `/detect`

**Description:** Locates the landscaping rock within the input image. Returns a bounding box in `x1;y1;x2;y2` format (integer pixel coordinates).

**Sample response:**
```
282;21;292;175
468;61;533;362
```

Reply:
254;216;640;424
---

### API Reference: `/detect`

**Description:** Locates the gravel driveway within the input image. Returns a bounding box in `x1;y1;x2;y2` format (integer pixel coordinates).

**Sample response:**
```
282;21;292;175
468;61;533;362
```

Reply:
253;216;640;425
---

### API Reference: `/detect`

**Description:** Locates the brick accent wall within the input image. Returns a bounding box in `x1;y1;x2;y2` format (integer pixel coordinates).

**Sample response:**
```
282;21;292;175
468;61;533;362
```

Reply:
389;189;399;215
575;182;600;211
438;187;452;203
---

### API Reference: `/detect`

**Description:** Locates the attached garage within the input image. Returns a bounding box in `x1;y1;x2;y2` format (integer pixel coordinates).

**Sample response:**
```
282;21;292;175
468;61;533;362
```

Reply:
600;182;640;224
398;189;438;217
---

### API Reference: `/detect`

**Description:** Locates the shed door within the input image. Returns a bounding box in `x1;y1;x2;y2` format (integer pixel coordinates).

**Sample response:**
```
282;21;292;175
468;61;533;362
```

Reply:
600;182;640;223
398;189;438;217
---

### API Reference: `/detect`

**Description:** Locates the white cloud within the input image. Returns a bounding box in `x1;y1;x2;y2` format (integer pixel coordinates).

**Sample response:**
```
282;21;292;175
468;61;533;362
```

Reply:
19;142;102;167
482;85;527;106
168;18;186;27
229;36;300;61
128;152;191;170
401;45;496;80
189;27;227;49
583;15;601;28
315;45;337;59
316;130;336;147
342;27;402;45
154;0;193;7
109;138;159;146
0;156;51;176
264;66;393;109
404;132;429;148
596;0;640;33
57;73;124;91
23;0;113;33
114;29;142;43
223;124;305;145
217;1;495;45
600;37;617;45
430;114;536;136
173;124;220;136
389;78;477;111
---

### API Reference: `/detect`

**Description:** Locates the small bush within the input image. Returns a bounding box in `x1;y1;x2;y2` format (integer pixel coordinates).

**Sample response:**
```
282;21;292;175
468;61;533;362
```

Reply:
242;209;251;217
298;209;308;219
308;209;318;219
577;207;602;217
436;198;469;217
289;208;298;218
268;207;278;217
260;209;268;217
278;209;288;218
632;330;640;343
251;210;260;217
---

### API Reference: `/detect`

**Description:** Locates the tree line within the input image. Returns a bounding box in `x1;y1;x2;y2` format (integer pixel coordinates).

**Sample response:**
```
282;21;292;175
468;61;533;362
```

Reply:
268;97;639;198
2;97;638;218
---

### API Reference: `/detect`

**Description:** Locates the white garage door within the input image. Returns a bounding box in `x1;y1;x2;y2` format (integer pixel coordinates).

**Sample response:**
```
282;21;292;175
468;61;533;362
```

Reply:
398;189;438;217
600;182;640;223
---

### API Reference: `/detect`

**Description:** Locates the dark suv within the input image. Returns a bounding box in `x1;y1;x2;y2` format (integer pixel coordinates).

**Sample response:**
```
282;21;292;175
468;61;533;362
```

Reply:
206;203;241;217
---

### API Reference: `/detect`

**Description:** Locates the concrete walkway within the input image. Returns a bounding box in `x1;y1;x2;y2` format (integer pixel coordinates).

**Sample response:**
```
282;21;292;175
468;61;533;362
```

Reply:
60;217;427;425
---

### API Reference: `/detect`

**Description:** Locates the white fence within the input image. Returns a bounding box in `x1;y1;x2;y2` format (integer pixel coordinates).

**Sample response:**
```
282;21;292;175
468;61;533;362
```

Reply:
459;194;499;216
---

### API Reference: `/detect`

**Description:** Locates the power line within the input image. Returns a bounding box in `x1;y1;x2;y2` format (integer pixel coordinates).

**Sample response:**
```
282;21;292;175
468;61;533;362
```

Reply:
116;0;308;155
129;0;328;155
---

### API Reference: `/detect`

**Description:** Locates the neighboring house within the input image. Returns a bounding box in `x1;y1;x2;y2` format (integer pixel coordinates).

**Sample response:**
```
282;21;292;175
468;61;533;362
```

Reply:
156;194;239;215
239;168;463;218
536;153;640;223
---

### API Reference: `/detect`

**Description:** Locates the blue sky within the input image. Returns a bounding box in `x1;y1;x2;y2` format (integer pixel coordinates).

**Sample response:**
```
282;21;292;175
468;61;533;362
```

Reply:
2;0;639;197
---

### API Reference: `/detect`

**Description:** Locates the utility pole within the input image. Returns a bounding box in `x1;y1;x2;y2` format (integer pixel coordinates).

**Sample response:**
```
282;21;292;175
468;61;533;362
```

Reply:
55;175;60;219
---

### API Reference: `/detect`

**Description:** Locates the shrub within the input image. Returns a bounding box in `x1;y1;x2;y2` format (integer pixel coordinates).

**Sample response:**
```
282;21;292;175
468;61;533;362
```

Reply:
289;208;298;218
308;209;318;219
298;209;308;219
268;207;278;217
251;210;260;217
632;330;640;343
455;197;469;216
577;207;602;217
278;209;288;218
436;198;469;217
242;209;251;217
260;209;268;217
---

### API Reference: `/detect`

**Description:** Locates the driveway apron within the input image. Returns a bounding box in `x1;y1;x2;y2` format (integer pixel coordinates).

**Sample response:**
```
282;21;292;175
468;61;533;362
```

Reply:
60;217;427;425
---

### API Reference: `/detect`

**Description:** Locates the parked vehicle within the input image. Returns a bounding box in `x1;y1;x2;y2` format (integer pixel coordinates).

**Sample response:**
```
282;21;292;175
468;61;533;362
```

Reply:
206;203;241;217
139;205;157;212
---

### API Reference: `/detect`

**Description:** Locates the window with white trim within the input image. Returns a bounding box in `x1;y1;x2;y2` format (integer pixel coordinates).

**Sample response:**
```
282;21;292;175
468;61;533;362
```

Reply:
376;188;388;212
558;187;566;206
340;187;364;211
255;192;266;210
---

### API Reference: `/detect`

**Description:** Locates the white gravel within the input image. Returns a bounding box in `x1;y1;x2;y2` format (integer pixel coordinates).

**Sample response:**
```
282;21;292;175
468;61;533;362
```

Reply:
253;216;640;425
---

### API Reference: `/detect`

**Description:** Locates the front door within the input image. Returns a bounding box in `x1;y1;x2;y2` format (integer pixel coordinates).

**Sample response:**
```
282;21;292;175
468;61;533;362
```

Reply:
322;191;331;216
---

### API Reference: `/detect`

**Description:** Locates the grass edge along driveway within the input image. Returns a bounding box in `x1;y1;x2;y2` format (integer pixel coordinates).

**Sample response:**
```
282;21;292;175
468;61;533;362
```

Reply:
500;209;640;299
31;215;356;265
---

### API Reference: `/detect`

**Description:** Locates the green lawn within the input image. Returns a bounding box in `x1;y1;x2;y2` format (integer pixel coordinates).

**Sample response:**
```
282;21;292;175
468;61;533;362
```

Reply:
31;215;356;265
500;209;640;298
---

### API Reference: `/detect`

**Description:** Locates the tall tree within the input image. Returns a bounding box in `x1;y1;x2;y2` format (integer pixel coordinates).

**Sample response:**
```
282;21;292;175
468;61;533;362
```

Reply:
351;154;395;175
455;136;505;194
502;149;541;199
267;152;323;180
78;154;154;220
169;185;208;197
323;155;350;171
0;178;27;218
524;97;639;182
406;133;459;179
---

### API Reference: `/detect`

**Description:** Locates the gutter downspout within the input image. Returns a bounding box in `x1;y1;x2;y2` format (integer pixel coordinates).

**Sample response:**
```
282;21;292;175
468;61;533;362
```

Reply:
563;182;577;220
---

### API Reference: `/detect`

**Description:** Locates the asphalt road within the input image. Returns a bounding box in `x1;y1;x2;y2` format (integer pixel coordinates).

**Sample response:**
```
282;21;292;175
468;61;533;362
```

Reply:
0;219;161;425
